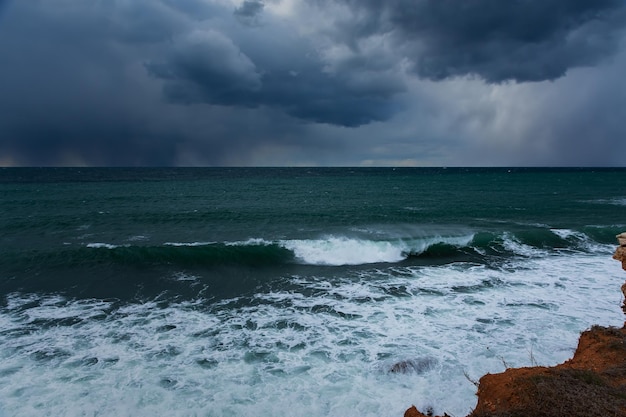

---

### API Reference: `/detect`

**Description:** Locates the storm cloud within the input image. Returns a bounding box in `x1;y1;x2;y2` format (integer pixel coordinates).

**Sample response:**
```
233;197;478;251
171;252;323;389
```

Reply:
234;0;265;25
317;0;626;82
146;26;402;126
0;0;625;166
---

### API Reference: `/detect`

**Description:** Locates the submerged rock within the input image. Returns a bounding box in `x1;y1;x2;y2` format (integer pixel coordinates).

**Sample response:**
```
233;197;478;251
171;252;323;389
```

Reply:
389;357;437;374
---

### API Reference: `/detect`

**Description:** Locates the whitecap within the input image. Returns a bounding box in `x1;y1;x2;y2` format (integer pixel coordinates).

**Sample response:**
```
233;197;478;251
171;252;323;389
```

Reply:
280;237;407;265
550;229;614;254
550;228;583;240
170;272;200;282
163;241;215;247
582;197;626;206
225;238;273;247
127;235;149;242
85;243;120;249
500;233;548;257
280;234;474;266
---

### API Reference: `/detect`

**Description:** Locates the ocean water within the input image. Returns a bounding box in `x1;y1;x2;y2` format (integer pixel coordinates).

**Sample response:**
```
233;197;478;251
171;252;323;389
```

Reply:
0;167;625;417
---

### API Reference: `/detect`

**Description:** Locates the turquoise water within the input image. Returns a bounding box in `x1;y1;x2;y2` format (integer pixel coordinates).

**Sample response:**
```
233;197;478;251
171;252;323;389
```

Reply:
0;168;625;416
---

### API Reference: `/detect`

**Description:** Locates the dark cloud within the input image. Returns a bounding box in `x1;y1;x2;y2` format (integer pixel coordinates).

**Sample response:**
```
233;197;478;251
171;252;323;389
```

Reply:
234;0;265;25
161;0;219;19
2;123;180;167
0;0;625;167
320;0;626;82
148;65;400;127
147;29;263;102
146;24;404;127
0;2;235;165
0;0;394;165
506;60;626;166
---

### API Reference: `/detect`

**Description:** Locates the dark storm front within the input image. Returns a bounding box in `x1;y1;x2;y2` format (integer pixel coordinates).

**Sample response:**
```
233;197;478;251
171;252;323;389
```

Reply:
0;167;625;301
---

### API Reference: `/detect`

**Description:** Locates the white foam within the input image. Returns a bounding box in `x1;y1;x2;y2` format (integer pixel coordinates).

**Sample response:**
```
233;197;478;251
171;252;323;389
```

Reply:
281;237;407;265
0;253;623;417
85;243;125;249
163;241;215;247
501;233;548;257
165;239;274;248
551;229;614;254
586;197;626;206
170;272;200;282
127;235;149;242
225;238;273;247
550;228;582;240
280;235;474;266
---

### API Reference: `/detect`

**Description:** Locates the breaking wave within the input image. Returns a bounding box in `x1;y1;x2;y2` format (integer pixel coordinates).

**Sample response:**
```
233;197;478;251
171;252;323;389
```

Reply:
1;228;615;274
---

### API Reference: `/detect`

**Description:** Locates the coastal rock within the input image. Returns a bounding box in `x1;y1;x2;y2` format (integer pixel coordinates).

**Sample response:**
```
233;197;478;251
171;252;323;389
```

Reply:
404;405;438;417
613;246;626;272
404;405;429;417
471;324;626;417
612;237;626;313
404;405;449;417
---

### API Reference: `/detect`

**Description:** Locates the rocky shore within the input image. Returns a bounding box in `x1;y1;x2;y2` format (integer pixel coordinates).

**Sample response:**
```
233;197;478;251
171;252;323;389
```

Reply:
405;236;626;417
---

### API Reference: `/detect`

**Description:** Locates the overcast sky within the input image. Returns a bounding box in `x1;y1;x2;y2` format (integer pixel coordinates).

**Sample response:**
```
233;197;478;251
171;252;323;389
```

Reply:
1;0;625;166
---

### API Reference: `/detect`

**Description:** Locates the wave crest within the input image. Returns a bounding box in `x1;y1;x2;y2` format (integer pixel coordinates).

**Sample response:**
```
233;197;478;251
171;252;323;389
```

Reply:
46;227;615;271
280;235;475;266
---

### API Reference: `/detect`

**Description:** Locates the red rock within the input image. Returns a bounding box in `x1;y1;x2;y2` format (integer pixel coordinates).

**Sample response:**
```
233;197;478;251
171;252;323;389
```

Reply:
404;405;429;417
613;246;626;271
469;325;626;417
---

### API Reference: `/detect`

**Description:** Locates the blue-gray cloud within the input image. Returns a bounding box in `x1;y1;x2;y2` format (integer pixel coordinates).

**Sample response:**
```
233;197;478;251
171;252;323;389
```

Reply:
234;0;265;25
147;29;263;101
145;20;404;127
318;0;626;82
0;0;625;167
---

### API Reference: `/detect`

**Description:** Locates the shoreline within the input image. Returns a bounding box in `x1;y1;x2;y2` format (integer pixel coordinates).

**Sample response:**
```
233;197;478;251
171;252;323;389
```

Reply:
405;243;626;417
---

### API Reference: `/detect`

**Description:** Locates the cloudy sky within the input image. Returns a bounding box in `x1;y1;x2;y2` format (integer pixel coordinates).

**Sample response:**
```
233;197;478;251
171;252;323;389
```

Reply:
1;0;625;166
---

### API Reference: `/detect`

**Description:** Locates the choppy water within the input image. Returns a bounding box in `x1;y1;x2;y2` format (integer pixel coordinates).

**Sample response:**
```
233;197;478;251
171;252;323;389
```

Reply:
0;167;625;416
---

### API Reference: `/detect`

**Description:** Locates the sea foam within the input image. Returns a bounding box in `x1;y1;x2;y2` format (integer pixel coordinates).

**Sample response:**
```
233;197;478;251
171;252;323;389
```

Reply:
280;234;474;266
0;251;622;417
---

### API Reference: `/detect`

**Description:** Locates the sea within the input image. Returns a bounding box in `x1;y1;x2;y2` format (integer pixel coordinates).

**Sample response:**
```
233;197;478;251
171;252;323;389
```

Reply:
1;167;625;417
